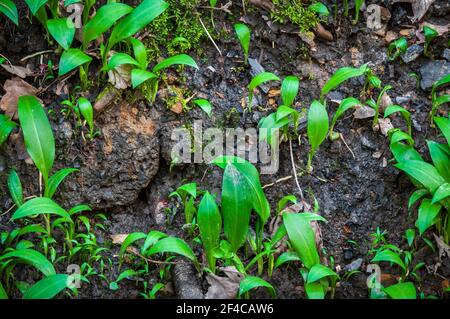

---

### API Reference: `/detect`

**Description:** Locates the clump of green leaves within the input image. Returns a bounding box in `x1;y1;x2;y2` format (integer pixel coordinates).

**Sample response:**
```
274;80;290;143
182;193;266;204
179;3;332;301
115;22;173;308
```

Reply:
0;114;17;145
329;97;360;140
388;37;408;61
430;73;450;125
423;25;438;57
234;23;251;64
353;0;364;24
384;104;412;137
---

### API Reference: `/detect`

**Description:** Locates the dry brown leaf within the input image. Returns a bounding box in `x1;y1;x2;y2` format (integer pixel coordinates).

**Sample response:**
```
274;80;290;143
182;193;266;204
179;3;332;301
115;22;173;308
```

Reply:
0;77;39;120
313;23;333;42
111;234;129;245
377;118;394;136
1;64;33;78
353;105;375;119
170;101;183;114
379;92;393;112
392;0;435;22
268;88;280;97
205;266;244;299
107;64;132;89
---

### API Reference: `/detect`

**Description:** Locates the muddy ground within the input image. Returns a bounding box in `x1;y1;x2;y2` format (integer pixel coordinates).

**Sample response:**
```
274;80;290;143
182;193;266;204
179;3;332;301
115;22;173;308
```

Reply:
0;0;449;298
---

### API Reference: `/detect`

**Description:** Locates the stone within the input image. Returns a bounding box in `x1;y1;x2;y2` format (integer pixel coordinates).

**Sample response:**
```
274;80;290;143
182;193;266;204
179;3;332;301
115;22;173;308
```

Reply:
345;258;363;272
443;48;450;61
420;60;450;91
401;44;423;63
61;101;159;209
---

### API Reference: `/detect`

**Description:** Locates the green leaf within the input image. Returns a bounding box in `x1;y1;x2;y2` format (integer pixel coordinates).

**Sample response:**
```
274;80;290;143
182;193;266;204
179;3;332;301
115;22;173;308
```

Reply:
152;54;198;73
427;141;450;181
305;282;325;299
0;114;17;145
78;97;94;136
24;0;48;15
395;160;445;194
47;18;75;50
239;276;276;298
388;37;408;60
146;237;198;266
193;99;212;117
198;192;222;271
307;100;329;154
274;251;300;268
234;23;250;63
130;38;148;69
0;249;55;276
221;163;253;252
0;282;7;299
58;48;92;76
320;64;368;100
276;105;298;123
330;97;360;134
119;232;147;259
248;72;280;107
45;168;78;199
384;104;410;120
175;182;197;199
258;112;290;147
17;95;54;183
0;0;19;25
107;0;169;52
371;249;406;271
12;197;71;221
416;199;441;235
214;156;270;224
434;117;450;147
384;282;416;299
308;2;329;16
277;195;297;214
405;229;415;247
23;274;70;299
432;183;450;204
131;69;157;89
389;130;414;146
82;2;133;48
390;142;423;163
141;231;167;255
283;213;320;269
8;169;23;207
423;26;438;43
432;74;450;100
408;189;428;209
281;76;299;107
307;264;338;283
107;52;139;71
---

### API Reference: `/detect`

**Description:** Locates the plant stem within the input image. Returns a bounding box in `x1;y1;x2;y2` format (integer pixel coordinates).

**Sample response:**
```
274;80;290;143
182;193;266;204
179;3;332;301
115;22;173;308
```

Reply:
289;139;304;200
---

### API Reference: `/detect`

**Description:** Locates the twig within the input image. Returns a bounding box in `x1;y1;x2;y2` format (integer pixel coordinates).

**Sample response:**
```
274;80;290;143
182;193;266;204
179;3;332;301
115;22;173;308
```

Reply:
198;16;222;56
2;195;37;217
199;1;232;14
262;175;292;189
340;133;355;159
20;50;53;62
289;139;304;201
37;70;76;95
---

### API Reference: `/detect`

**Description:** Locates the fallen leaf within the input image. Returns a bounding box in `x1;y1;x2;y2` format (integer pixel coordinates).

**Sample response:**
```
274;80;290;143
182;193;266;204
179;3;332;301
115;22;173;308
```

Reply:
268;88;280;97
313;23;333;42
0;77;39;120
385;31;398;43
205;266;244;299
111;234;129;245
170;101;183;114
379;92;393;112
249;0;274;11
377;118;394;136
1;64;33;78
392;0;435;22
353;105;375;119
108;64;132;90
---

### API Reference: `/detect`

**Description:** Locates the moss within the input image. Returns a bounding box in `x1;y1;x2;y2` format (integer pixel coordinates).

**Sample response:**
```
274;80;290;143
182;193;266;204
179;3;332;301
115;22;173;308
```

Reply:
145;0;207;60
271;0;320;33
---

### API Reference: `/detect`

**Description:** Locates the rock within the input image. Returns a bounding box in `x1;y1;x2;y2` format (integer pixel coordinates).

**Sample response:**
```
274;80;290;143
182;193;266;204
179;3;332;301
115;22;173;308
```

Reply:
420;60;450;91
353;105;375;119
360;135;377;151
61;101;159;209
443;48;450;61
385;31;397;43
401;44;423;63
343;248;354;260
172;262;204;299
345;258;363;272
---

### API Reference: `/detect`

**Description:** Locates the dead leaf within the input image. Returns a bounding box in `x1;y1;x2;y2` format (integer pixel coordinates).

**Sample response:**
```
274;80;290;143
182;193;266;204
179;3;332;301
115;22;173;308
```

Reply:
385;31;398;43
107;64;132;89
1;64;33;78
111;234;129;245
392;0;435;22
268;88;280;97
353;105;375;119
313;23;333;42
0;77;39;120
379;92;393;112
376;118;394;136
205;266;244;299
419;22;449;36
170;101;183;114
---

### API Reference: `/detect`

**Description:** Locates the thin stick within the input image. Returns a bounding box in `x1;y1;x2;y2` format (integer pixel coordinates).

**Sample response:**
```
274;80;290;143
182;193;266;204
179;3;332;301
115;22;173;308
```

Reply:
289;139;304;201
199;16;222;56
340;133;355;159
20;50;53;62
2;195;37;217
262;176;292;189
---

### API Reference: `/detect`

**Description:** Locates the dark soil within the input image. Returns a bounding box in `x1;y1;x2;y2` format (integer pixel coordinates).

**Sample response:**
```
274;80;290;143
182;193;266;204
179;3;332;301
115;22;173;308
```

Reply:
0;0;449;299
